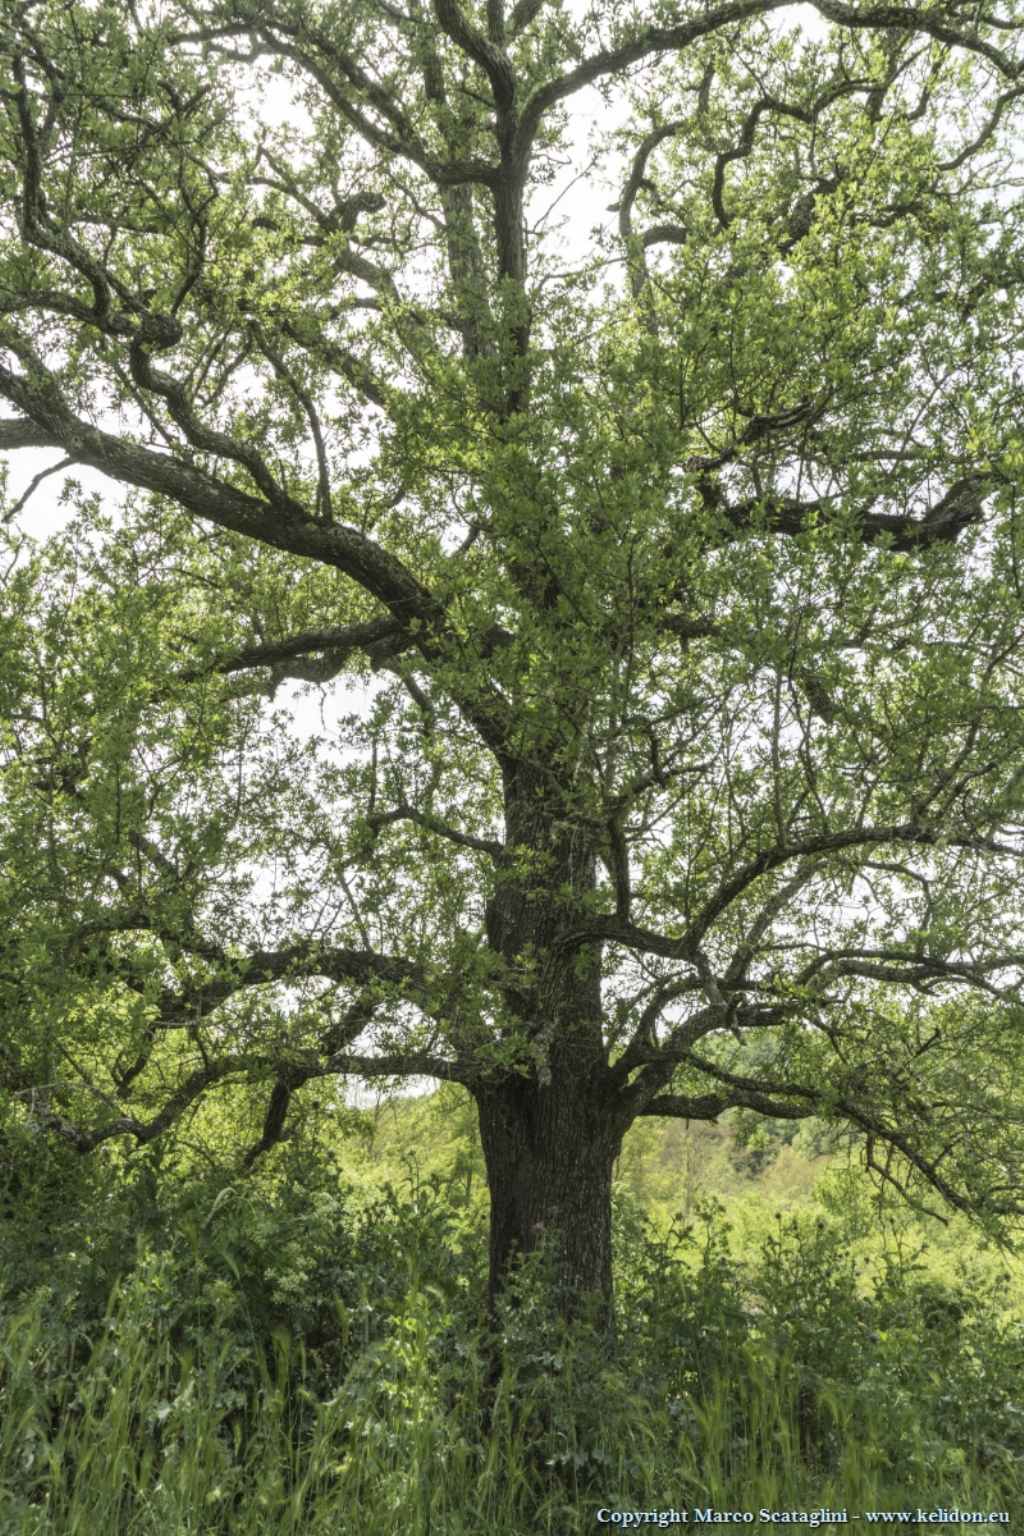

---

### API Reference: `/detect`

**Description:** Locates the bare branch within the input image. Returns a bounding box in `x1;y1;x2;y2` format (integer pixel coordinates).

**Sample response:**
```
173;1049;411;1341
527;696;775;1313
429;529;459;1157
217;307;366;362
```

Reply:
1;453;75;523
367;800;505;859
174;618;406;684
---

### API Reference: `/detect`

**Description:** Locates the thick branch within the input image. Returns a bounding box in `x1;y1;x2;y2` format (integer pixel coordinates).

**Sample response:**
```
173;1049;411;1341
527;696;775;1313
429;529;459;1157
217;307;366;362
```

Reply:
241;1075;295;1168
321;1049;468;1080
638;1090;812;1120
517;0;791;151
521;0;1020;158
432;0;516;109
636;1091;737;1119
174;618;406;684
34;1042;468;1154
711;477;988;551
808;0;1023;77
0;358;513;755
194;940;432;997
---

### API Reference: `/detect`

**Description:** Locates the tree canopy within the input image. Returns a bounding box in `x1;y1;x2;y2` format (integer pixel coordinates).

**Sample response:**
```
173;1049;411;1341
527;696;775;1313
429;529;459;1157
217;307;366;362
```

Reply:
3;0;1024;1312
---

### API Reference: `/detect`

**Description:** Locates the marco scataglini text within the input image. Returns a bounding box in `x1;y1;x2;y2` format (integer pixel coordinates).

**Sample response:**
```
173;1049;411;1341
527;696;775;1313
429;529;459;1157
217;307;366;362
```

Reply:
594;1511;1011;1529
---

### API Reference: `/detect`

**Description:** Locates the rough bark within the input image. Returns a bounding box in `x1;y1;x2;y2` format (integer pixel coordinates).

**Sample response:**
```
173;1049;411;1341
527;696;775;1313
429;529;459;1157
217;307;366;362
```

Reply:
475;1072;623;1325
476;762;624;1322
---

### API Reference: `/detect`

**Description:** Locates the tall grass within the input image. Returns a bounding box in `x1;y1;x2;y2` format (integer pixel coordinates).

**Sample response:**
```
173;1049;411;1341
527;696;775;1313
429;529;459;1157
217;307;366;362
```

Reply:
2;1215;1022;1536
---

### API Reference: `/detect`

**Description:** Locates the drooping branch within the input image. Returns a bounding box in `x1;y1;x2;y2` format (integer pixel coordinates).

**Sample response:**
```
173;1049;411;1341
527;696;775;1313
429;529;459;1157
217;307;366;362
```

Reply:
0;354;514;756
654;1051;1022;1216
30;1041;471;1155
37;1054;274;1153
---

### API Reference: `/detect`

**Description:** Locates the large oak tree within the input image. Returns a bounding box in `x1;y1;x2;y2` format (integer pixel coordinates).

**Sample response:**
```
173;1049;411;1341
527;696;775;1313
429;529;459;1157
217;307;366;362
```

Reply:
3;0;1024;1319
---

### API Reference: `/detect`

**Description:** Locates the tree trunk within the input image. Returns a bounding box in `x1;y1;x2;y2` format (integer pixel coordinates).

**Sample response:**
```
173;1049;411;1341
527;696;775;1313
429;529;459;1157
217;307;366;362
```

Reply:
477;761;623;1325
475;1073;623;1327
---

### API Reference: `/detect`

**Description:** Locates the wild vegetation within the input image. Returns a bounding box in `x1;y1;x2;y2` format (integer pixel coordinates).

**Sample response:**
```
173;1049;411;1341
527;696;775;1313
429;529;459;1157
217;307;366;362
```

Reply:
2;1092;1022;1532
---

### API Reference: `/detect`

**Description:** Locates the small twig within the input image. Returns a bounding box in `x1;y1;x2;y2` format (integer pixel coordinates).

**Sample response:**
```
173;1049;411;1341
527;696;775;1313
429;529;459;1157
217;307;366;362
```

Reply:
3;456;76;523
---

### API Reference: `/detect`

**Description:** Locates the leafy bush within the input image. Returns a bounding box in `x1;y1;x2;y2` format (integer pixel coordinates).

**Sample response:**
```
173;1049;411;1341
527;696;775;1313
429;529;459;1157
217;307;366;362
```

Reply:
1;1151;1022;1533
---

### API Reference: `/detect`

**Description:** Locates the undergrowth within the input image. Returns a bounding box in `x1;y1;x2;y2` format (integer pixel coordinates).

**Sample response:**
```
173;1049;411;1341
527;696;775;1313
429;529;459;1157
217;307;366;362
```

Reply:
1;1147;1022;1533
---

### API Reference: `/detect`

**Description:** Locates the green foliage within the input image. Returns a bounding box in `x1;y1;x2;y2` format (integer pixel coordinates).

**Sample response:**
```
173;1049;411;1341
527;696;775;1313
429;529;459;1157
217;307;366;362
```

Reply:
2;1180;1022;1534
2;0;1024;1261
4;14;1024;1524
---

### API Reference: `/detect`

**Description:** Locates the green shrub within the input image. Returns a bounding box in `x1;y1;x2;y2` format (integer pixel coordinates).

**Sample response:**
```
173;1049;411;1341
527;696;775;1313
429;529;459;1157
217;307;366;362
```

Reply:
1;1157;1021;1533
